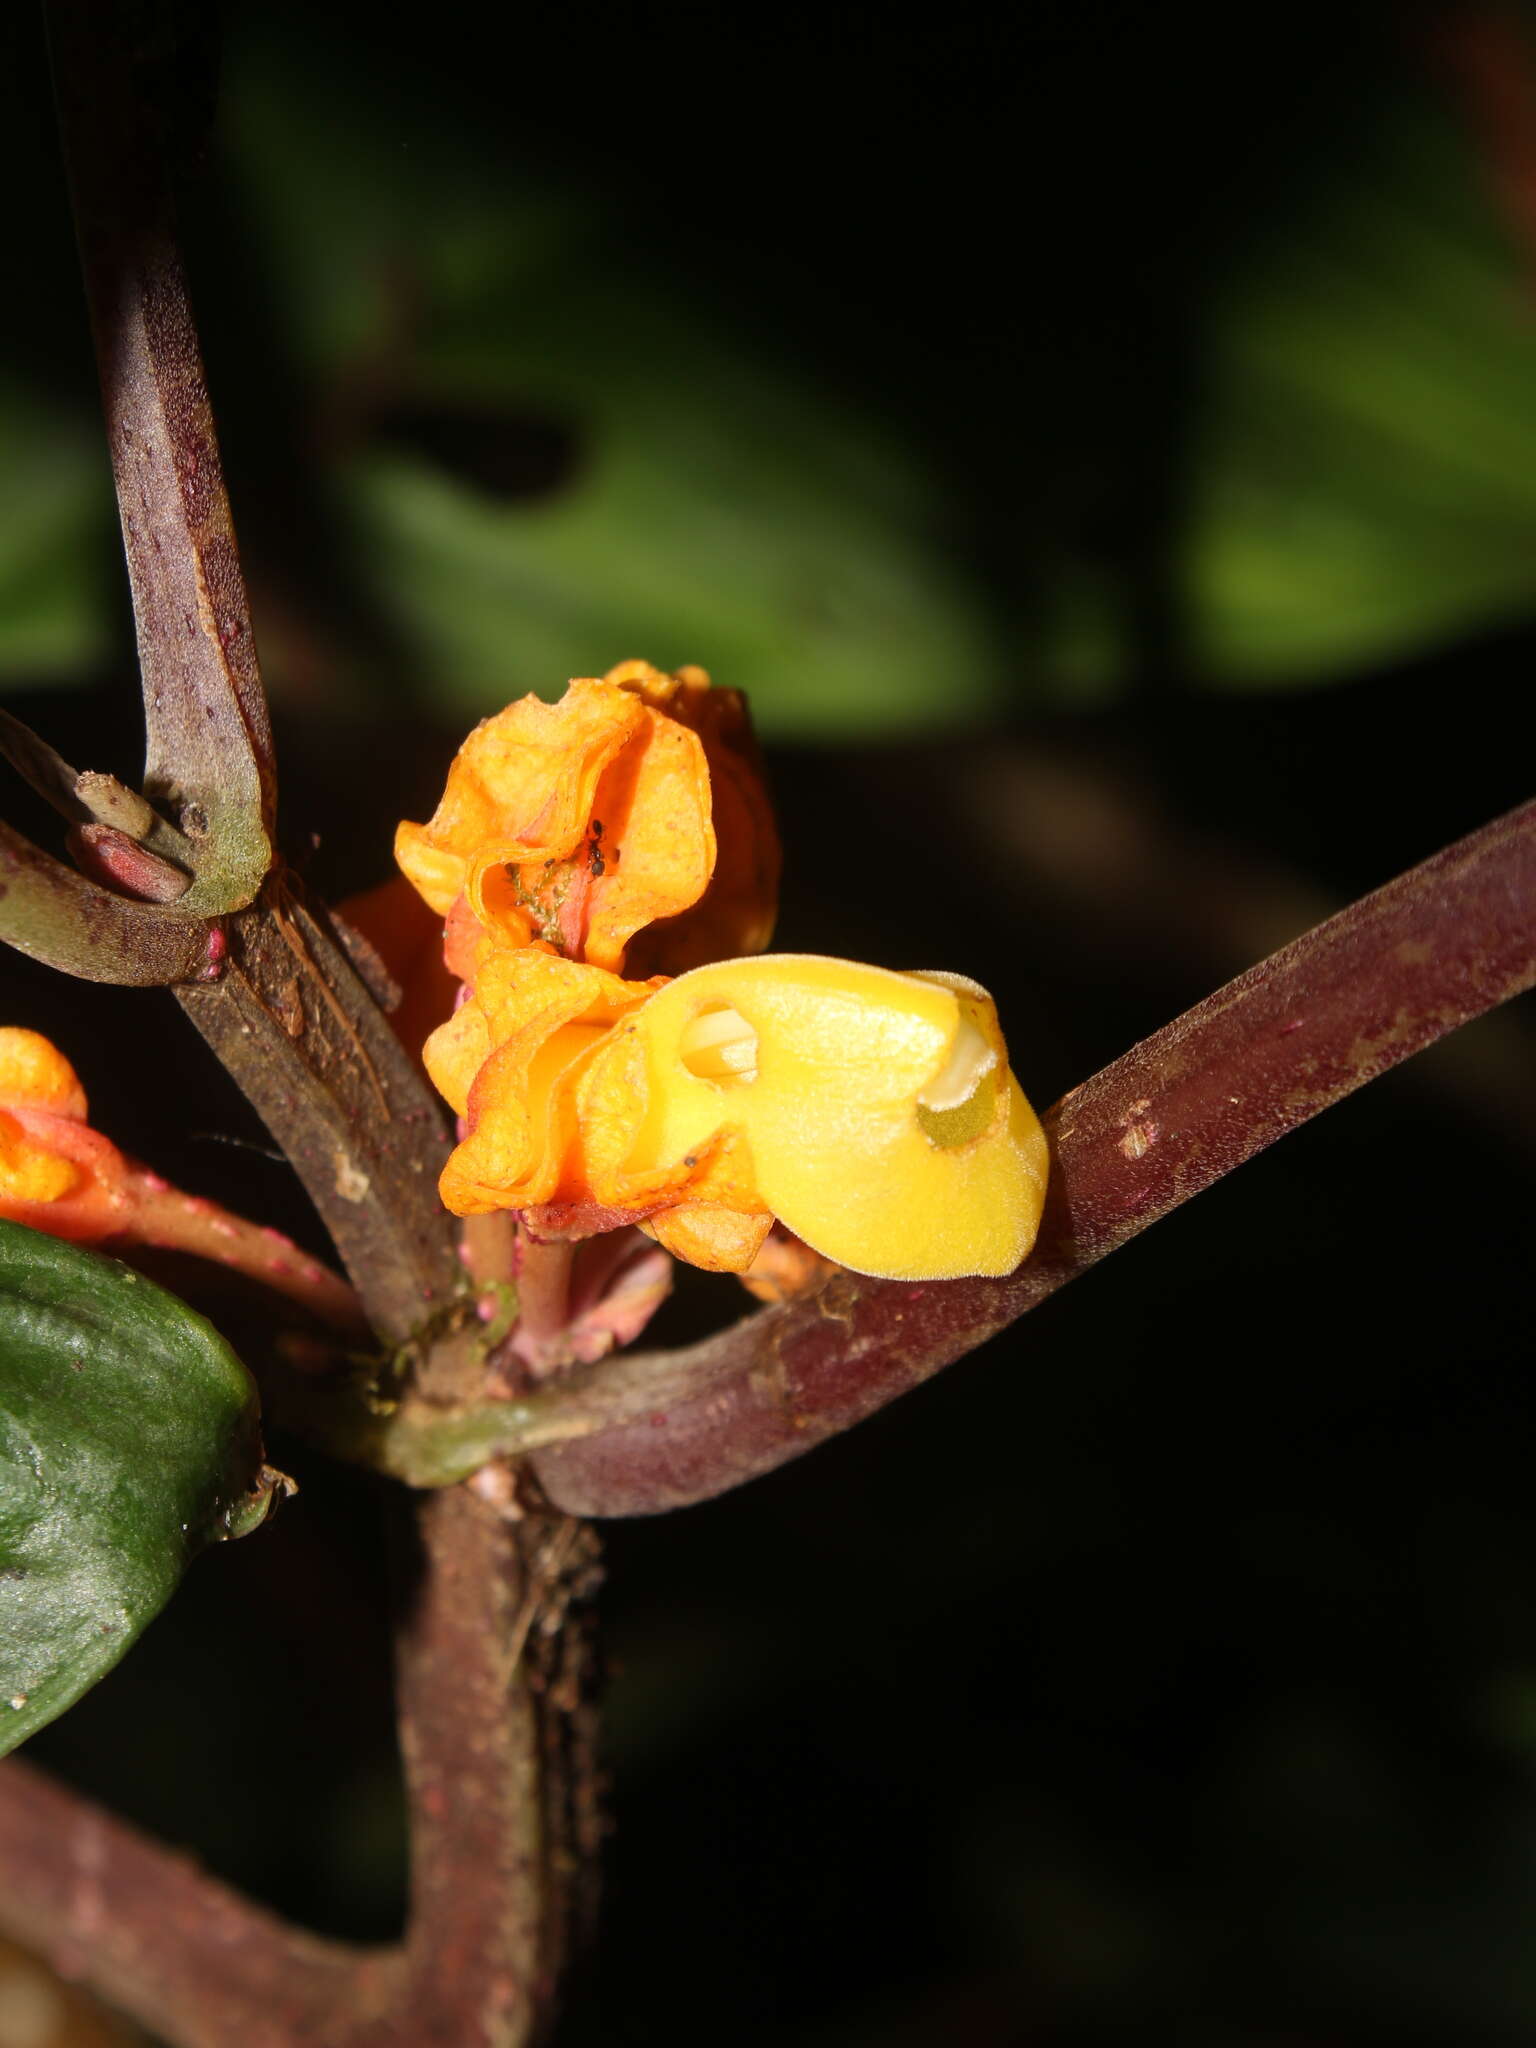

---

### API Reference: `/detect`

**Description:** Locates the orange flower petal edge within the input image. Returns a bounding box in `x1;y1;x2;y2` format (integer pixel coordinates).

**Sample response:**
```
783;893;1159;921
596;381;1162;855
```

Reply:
395;661;779;979
337;877;461;1064
427;950;663;1216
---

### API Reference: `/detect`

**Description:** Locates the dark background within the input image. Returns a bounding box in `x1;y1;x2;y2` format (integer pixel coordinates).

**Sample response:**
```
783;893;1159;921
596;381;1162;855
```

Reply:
3;3;1535;2043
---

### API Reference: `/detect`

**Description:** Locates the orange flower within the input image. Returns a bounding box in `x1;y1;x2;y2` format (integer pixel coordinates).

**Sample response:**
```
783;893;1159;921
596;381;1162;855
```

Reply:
0;1028;362;1329
395;664;1046;1283
395;661;779;979
424;955;1050;1283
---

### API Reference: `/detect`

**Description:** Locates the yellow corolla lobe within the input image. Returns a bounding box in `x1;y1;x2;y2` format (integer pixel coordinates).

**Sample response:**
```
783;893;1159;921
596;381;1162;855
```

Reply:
578;956;1050;1281
426;953;1049;1281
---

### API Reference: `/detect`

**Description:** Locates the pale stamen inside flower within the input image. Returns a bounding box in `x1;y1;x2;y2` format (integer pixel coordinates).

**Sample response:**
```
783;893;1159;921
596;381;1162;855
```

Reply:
679;1004;760;1084
918;1017;997;1112
916;1017;999;1148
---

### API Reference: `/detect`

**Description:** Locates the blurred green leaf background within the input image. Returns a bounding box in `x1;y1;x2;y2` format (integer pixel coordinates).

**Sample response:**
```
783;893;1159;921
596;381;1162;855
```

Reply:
9;4;1536;732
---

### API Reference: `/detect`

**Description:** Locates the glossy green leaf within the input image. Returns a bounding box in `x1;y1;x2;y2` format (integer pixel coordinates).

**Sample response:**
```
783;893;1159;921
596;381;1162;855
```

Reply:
0;1220;281;1756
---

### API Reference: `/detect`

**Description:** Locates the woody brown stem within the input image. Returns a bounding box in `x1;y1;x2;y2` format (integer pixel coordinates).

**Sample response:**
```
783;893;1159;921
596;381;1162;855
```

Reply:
0;1759;392;2046
383;1485;600;2048
0;1482;598;2048
173;878;464;1349
35;0;466;1343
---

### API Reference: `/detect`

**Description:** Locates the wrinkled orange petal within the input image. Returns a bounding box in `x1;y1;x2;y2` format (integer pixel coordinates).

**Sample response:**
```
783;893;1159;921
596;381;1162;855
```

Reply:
612;664;780;975
577;1022;762;1216
432;950;660;1216
423;995;494;1119
577;703;715;972
395;679;646;924
395;662;778;979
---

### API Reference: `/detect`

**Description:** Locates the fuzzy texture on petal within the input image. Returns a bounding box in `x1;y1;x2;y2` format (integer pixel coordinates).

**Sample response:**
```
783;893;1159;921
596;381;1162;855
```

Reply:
428;949;663;1216
580;956;1048;1279
395;662;778;978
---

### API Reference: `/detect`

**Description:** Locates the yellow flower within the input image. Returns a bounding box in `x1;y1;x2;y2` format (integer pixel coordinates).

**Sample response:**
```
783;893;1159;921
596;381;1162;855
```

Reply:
396;663;1046;1283
429;955;1049;1283
395;661;779;978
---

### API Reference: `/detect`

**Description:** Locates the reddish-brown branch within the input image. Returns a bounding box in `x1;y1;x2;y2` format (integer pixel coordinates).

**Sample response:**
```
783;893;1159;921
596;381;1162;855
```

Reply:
24;2;466;1340
174;879;464;1349
47;0;275;906
383;1486;600;2048
0;817;218;985
0;1756;398;2044
509;1230;578;1375
532;797;1536;1516
0;1482;598;2048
